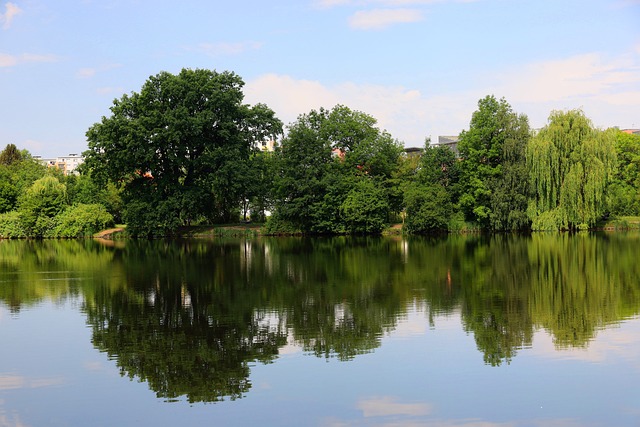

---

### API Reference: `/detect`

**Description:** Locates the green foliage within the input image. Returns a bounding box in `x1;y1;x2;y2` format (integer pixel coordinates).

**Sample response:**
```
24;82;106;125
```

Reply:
0;211;27;238
272;105;401;234
18;176;68;237
403;183;451;233
0;168;18;213
419;144;460;189
489;113;531;231
341;178;389;234
608;131;640;216
457;95;530;230
84;68;282;237
53;204;115;237
0;143;23;166
527;110;617;230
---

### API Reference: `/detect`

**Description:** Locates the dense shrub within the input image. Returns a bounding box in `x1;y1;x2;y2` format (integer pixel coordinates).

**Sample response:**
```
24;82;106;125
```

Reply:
403;184;452;234
0;211;27;238
53;204;114;237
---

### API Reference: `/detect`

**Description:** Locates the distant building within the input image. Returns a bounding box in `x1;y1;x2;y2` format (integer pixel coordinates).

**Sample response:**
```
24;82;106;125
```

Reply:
404;147;424;158
256;139;276;152
34;153;83;175
621;129;640;135
432;135;460;157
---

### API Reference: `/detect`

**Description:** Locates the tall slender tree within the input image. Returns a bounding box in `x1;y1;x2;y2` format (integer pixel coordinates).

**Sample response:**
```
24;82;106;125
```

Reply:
457;95;530;230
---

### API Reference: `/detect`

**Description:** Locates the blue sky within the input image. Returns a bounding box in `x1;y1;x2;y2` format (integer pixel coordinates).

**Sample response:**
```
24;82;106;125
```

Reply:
1;0;639;157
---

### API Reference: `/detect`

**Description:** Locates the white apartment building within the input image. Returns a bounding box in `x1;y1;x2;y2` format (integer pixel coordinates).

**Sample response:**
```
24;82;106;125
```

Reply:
34;153;84;175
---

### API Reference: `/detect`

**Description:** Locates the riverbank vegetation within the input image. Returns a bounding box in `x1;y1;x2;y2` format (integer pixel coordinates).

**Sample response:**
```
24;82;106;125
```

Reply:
1;68;639;238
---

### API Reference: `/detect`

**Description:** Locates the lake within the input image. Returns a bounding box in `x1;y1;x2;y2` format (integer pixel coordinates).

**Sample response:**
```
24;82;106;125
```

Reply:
1;233;639;426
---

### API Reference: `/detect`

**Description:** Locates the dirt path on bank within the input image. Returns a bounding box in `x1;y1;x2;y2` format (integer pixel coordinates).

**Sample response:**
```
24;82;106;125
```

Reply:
93;227;125;239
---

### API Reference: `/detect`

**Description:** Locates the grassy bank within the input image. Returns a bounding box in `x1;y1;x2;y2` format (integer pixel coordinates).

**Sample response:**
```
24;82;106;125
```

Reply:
597;216;640;231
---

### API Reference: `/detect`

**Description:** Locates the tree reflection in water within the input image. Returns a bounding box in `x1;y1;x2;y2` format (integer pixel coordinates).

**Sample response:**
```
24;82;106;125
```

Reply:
1;233;639;401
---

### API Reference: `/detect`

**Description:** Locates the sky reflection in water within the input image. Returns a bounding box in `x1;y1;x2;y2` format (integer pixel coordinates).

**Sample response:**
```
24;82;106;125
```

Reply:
0;234;639;426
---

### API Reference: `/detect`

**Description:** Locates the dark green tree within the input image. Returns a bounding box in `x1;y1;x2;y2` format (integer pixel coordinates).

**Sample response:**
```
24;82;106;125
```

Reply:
341;178;389;233
271;105;402;233
403;183;451;233
0;143;23;166
457;96;530;229
489;113;531;231
84;68;282;236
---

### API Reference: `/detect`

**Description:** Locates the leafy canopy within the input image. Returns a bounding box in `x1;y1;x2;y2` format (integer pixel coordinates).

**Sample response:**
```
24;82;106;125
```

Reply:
84;68;282;236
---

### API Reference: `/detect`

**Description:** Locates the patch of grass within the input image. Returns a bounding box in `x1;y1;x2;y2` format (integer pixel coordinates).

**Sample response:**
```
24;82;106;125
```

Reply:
598;216;640;230
179;224;263;238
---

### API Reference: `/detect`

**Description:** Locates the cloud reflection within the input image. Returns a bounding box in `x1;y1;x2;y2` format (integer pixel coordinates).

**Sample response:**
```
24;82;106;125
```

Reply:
357;396;432;417
529;318;640;369
0;375;64;391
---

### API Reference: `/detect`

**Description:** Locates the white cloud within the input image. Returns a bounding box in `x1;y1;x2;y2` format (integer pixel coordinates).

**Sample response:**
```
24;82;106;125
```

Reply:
316;0;473;6
0;2;21;30
245;46;639;147
357;396;432;417
76;63;121;79
244;73;475;146
490;49;640;130
76;68;97;78
349;8;423;29
187;41;263;57
0;53;58;68
496;53;640;104
0;52;17;67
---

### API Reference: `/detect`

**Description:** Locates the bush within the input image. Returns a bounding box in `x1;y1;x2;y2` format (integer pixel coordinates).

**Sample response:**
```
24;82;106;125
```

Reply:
341;179;389;234
0;211;27;238
262;214;300;235
403;183;451;234
52;204;114;237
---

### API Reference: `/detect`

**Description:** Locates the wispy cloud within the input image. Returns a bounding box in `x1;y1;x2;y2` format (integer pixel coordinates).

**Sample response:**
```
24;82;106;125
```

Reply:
349;8;423;29
491;50;640;129
0;2;21;30
0;52;58;67
0;375;64;390
245;46;640;146
75;63;121;79
244;73;475;146
186;41;263;57
316;0;475;7
76;68;97;79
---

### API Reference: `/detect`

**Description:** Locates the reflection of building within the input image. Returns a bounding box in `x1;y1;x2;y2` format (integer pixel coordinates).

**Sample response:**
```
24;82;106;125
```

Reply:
432;136;460;157
34;153;83;175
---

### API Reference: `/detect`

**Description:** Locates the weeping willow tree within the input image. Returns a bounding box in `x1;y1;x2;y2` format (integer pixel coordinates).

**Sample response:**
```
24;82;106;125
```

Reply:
527;110;617;231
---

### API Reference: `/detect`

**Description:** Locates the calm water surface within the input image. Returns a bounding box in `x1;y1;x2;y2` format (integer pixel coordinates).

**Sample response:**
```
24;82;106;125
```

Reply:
1;233;639;426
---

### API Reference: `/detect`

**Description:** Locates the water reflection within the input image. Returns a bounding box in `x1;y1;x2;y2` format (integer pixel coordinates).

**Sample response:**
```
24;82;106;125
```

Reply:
1;233;639;403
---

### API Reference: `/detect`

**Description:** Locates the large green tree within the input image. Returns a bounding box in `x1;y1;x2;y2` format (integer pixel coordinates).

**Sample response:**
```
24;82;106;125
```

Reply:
271;105;402;234
84;68;282;237
526;110;617;230
457;96;530;229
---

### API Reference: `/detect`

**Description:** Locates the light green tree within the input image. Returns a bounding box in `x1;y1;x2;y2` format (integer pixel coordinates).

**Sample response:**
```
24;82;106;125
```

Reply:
527;109;617;230
18;175;68;237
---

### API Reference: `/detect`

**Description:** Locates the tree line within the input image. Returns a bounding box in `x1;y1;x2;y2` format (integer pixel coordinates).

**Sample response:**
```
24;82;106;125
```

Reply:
1;68;639;238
